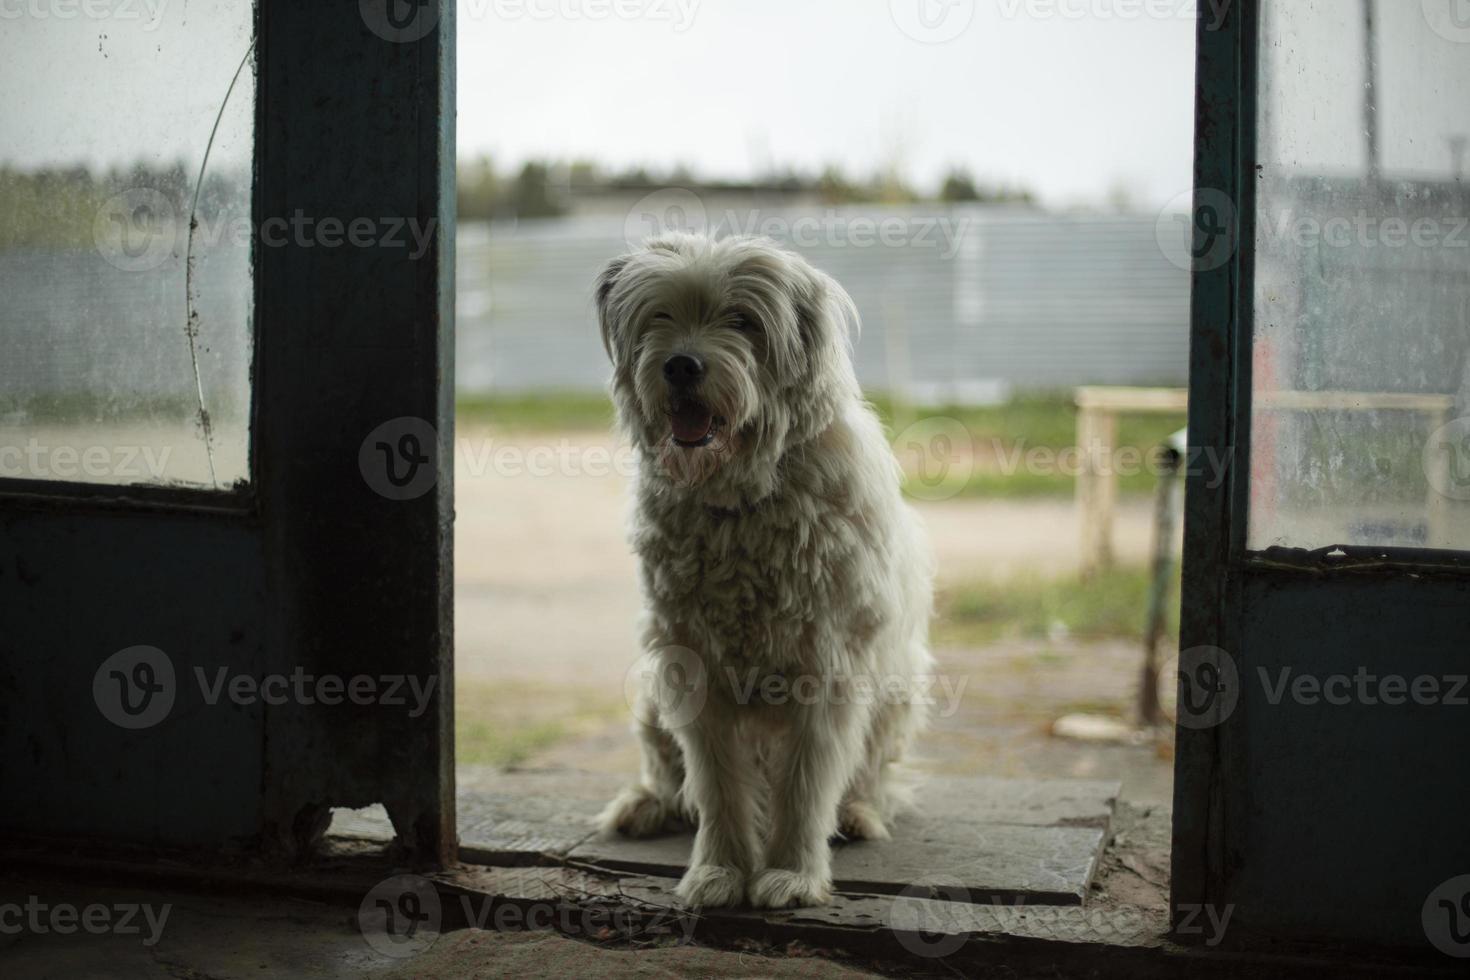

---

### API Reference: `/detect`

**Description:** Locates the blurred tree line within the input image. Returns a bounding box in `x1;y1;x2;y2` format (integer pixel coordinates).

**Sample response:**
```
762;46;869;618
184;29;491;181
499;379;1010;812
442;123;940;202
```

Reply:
0;161;239;249
1;159;1036;247
457;157;1035;221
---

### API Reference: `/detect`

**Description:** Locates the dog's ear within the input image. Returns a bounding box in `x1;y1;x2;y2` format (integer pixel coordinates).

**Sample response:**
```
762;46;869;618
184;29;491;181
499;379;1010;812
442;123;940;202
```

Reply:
790;260;858;374
595;254;632;363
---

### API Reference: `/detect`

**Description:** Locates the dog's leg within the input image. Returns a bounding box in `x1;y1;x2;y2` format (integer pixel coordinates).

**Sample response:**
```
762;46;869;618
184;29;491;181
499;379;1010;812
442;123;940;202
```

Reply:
598;688;689;838
838;689;924;840
837;737;893;842
673;702;760;908
750;695;871;909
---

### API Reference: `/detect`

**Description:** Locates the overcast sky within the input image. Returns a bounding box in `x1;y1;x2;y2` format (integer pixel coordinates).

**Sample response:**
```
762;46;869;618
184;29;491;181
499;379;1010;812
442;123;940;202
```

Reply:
458;0;1200;207
4;1;1466;210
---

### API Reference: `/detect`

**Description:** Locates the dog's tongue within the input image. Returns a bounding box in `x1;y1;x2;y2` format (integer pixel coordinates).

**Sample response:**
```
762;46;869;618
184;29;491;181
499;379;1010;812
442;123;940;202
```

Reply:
671;402;714;445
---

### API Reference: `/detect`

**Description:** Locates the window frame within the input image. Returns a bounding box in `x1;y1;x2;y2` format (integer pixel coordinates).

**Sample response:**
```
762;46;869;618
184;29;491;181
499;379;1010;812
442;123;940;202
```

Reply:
0;0;457;865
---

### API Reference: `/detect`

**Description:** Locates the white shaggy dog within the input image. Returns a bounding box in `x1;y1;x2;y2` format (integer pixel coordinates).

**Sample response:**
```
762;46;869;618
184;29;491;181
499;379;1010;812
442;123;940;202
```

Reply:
595;233;935;910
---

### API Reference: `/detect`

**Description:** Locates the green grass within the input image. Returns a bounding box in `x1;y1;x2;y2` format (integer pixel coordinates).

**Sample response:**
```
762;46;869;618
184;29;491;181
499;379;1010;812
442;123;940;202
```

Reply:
455;390;1187;500
455;678;624;768
935;564;1181;647
874;392;1186;499
456;390;615;432
1;392;244;425
457;717;569;769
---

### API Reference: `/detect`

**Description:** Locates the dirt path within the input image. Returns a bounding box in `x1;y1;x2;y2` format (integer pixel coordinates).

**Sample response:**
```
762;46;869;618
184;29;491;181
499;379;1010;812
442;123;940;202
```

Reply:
454;427;1164;686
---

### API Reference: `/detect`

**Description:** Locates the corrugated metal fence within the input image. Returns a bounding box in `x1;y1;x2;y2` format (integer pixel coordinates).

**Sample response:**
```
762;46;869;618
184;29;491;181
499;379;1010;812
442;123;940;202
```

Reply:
456;205;1192;398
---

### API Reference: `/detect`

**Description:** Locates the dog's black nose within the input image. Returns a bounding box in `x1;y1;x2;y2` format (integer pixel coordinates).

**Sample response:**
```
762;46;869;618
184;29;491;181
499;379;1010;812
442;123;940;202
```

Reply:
663;354;704;387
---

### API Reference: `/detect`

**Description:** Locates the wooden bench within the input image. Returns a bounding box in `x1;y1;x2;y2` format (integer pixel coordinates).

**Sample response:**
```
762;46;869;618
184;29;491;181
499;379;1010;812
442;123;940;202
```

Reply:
1076;385;1459;575
1074;387;1187;577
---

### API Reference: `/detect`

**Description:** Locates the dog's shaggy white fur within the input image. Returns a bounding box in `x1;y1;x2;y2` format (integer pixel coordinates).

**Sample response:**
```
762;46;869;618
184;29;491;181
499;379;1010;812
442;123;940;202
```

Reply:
595;234;935;910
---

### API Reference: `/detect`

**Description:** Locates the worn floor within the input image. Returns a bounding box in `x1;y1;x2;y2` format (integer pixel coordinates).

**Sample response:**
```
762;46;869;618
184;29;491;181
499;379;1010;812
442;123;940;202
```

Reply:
0;800;1171;980
0;874;889;979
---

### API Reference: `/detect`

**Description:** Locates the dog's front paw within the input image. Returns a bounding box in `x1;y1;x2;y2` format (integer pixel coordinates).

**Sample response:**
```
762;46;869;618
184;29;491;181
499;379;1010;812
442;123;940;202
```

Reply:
748;868;832;909
675;864;747;908
838;800;890;842
598;785;679;838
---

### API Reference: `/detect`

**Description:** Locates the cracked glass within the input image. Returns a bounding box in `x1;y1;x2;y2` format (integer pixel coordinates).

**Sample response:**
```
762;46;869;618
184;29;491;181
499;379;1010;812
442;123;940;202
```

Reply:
0;2;255;490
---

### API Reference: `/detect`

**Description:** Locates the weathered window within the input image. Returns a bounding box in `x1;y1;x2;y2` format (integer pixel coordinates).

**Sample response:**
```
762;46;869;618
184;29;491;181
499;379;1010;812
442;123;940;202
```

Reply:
1248;0;1470;552
0;4;255;489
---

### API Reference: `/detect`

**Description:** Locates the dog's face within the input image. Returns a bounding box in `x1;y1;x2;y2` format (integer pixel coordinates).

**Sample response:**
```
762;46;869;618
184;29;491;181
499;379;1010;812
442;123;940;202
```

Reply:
595;234;858;499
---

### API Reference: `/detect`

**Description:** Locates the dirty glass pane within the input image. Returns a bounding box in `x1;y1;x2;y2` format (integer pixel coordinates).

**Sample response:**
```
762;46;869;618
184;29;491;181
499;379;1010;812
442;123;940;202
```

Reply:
1248;0;1470;552
0;3;255;489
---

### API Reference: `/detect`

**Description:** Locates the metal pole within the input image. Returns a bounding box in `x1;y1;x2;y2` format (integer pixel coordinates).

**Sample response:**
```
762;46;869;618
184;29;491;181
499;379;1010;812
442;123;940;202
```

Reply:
1139;433;1185;727
1362;0;1380;180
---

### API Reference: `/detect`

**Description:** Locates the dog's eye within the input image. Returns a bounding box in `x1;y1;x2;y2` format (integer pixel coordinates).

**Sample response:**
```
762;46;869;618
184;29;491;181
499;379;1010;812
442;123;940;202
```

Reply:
730;313;758;333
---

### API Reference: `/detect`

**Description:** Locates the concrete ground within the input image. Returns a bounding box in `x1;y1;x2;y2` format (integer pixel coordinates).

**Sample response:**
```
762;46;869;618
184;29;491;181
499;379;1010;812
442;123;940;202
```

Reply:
0;873;887;979
0;799;1173;979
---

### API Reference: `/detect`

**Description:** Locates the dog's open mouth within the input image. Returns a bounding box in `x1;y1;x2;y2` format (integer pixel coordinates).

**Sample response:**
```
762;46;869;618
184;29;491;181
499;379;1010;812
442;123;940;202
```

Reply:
669;399;719;448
